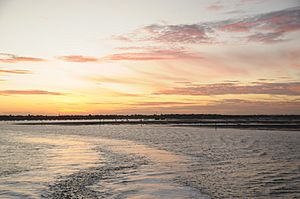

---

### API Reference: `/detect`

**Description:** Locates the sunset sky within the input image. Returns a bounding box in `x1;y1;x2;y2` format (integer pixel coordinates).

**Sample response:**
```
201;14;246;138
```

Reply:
0;0;300;115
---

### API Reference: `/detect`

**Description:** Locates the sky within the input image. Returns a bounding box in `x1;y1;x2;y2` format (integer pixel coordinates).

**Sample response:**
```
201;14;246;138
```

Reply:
0;0;300;115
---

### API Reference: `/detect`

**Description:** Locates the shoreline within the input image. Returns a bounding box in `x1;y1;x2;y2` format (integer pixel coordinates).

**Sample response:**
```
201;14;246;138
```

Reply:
13;120;300;131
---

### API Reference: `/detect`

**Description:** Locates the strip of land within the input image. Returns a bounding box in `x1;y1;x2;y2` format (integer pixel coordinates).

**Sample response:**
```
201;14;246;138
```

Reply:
13;119;300;131
1;114;300;121
1;114;299;131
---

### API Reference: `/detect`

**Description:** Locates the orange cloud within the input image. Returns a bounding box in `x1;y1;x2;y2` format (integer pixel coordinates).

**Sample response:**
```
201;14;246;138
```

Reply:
0;90;64;95
131;101;197;107
88;76;142;85
0;69;31;75
58;55;98;63
0;53;45;63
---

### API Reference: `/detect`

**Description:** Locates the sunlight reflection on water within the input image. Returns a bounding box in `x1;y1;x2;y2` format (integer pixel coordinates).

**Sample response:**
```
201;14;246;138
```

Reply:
0;123;299;198
0;134;102;199
20;136;100;175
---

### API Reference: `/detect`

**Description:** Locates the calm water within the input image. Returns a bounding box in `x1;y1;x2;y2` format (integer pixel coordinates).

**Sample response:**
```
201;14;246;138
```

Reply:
0;122;299;198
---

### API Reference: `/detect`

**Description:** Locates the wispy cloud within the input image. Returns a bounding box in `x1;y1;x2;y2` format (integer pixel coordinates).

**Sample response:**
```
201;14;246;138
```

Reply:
113;6;300;44
219;6;300;42
247;32;283;43
0;69;31;75
58;55;98;63
87;76;142;85
0;90;64;96
131;101;197;107
113;24;212;44
102;49;202;61
238;0;270;6
138;24;211;44
115;99;300;115
207;2;223;11
0;53;45;63
60;47;202;63
154;82;300;96
111;35;132;42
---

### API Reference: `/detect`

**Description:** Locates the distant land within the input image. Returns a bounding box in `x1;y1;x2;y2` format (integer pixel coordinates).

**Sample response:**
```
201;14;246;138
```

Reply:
1;114;300;121
1;114;300;131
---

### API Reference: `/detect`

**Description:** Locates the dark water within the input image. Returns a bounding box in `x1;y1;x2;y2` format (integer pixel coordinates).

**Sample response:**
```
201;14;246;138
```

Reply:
0;123;299;198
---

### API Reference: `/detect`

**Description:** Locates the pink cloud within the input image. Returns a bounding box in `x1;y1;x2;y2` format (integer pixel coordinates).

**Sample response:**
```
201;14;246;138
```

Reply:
220;6;300;42
144;24;211;43
59;47;201;63
154;82;300;96
220;21;257;32
102;49;202;61
115;99;300;115
0;53;45;63
113;6;300;44
111;35;132;42
58;55;98;63
113;24;212;44
207;2;223;11
247;32;283;43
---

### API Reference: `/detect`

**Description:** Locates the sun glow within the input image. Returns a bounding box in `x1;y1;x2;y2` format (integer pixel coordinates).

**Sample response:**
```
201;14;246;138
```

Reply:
0;0;299;114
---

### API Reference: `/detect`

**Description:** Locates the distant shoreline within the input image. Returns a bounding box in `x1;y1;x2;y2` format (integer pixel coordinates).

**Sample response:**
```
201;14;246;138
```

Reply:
12;119;300;131
2;114;300;131
1;114;300;121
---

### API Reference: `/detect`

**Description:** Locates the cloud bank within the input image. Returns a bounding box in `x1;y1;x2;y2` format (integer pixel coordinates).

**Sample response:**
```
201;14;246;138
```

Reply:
154;82;300;96
114;6;300;44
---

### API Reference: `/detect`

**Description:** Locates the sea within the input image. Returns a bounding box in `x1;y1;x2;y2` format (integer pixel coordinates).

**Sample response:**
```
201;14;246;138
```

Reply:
0;122;299;198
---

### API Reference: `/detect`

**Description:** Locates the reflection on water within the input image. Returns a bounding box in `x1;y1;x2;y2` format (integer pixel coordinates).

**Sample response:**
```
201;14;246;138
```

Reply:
0;126;206;199
0;133;102;199
97;138;184;164
90;139;205;199
20;136;100;175
0;123;299;198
